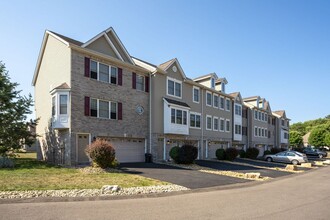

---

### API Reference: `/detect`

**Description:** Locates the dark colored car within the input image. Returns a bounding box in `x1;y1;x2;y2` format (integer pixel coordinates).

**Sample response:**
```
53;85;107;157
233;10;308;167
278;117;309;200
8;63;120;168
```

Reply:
303;148;328;158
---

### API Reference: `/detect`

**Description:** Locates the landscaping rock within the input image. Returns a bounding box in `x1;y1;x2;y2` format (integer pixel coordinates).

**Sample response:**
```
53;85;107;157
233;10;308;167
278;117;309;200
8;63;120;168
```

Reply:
285;165;298;171
322;160;330;165
244;173;260;179
300;163;312;168
101;185;120;194
314;161;325;166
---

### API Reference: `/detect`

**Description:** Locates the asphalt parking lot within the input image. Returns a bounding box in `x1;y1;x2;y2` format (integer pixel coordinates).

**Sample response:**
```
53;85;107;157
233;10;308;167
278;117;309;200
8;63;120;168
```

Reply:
119;162;250;189
234;158;310;171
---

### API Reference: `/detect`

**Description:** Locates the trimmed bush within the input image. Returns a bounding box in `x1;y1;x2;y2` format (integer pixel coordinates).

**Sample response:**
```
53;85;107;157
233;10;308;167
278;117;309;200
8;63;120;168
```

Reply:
178;145;198;164
239;150;246;158
169;146;180;163
216;149;226;160
0;157;15;168
270;148;281;154
246;147;259;159
85;139;116;168
225;148;238;161
263;150;271;156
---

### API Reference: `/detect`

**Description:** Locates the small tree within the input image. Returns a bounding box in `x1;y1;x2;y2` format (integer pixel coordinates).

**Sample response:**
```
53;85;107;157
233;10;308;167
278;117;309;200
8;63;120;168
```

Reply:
0;62;38;158
289;131;303;148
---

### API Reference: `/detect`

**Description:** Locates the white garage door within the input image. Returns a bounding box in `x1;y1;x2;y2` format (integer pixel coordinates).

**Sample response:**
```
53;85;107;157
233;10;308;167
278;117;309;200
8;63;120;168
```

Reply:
110;139;145;163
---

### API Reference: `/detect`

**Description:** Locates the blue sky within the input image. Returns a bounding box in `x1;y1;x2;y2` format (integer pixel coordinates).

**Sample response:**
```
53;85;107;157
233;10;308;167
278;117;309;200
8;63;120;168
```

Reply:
1;0;329;123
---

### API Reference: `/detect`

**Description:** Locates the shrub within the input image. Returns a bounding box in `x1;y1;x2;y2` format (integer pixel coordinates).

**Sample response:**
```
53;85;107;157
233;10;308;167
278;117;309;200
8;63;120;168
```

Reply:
238;150;246;158
216;149;226;160
169;146;180;163
0;157;15;168
225;148;238;161
246;147;259;159
85;139;116;168
178;144;198;164
263;150;271;156
270;148;281;154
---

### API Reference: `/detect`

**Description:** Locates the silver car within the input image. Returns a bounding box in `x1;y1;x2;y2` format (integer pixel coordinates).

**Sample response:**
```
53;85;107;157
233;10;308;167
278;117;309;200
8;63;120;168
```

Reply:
264;150;308;165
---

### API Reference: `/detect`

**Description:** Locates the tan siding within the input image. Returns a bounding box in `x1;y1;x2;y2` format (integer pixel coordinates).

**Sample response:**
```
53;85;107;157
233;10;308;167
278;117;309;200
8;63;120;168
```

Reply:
85;36;120;59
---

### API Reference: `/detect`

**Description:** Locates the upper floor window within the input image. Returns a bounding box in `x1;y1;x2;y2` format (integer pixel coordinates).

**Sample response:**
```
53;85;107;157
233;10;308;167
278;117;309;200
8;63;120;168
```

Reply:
226;99;230;111
59;95;68;114
281;120;285;126
171;108;187;125
254;110;258;120
261;112;264;121
235;104;242;116
235;124;242;135
206;115;212;130
220;96;225;109
213;94;219;108
211;78;215;89
254;126;258;137
190;112;201;128
52;96;56;116
193;87;200;103
136;75;145;91
213;117;219;131
225;119;230;132
206;92;212;106
265;113;268;122
220;118;225;132
90;60;118;84
167;77;182;98
90;98;117;119
258;111;261;120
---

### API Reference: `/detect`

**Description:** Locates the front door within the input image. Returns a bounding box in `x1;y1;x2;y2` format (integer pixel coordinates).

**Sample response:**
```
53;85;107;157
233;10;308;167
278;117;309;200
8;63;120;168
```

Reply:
77;134;90;163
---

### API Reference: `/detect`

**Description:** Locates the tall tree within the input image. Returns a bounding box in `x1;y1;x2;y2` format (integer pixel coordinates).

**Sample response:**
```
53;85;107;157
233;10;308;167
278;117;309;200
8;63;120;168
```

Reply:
0;61;37;157
308;126;327;147
289;131;303;147
324;133;330;147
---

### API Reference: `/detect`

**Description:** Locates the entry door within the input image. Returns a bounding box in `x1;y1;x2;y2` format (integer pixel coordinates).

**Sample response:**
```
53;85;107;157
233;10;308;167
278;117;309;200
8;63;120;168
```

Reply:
77;134;90;163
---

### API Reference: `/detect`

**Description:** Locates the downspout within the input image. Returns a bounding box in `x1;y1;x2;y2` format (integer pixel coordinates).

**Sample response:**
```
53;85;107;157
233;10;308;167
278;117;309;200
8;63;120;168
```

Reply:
149;70;157;154
201;88;204;159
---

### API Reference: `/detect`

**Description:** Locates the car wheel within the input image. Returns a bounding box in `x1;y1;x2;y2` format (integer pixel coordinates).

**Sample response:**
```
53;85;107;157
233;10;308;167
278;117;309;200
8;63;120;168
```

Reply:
319;154;323;159
266;157;272;162
292;160;299;165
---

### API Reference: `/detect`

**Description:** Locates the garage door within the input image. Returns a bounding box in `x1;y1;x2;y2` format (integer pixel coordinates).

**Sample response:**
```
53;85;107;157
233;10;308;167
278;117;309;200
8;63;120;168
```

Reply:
110;139;145;163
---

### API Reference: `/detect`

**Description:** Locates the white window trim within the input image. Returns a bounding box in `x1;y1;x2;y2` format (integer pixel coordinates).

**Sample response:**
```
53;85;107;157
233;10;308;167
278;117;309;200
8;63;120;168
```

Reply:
90;98;117;120
206;115;212;131
219;96;225;110
90;60;118;85
235;124;242;135
234;104;242;116
254;126;258;137
166;76;182;99
189;112;201;129
136;74;145;92
219;118;225;132
213;116;219;131
206;91;212;107
192;86;200;103
225;119;230;132
213;94;219;108
170;107;187;125
225;98;230;111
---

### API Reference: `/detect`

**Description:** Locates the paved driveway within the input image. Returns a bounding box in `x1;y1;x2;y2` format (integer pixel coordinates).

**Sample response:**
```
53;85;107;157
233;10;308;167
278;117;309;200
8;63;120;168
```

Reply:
119;163;250;189
195;160;293;178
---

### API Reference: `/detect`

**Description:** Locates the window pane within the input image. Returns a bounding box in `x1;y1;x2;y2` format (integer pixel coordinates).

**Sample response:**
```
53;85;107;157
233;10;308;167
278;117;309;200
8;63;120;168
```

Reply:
111;67;117;84
226;121;230;131
91;99;98;117
220;97;224;109
168;80;174;95
193;88;199;102
99;63;109;83
91;61;98;79
171;109;175;123
52;96;56;116
196;115;201;128
207;93;212;105
214;95;218;107
214;118;218;130
207;117;212;129
220;119;224;131
99;100;109;118
226;100;230;110
190;114;195;127
59;95;67;114
110;102;117;119
176;110;182;124
136;75;144;91
175;82;181;97
183;111;187;125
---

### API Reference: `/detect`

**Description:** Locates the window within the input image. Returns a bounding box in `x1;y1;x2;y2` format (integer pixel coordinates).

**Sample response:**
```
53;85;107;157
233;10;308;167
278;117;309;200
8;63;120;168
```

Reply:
110;67;117;84
99;63;109;83
242;108;247;118
261;128;264;137
52;96;56;116
136;75;145;91
254;127;258;137
213;94;218;108
226;99;230;111
284;132;288;139
261;112;264;121
265;129;267;138
282;120;285;126
220;118;225;132
213;117;219;131
211;78;215;89
265;113;268;122
242;126;247;136
258;127;261;136
220;97;225;109
59;95;68;114
206;115;212;130
268;131;271;138
190;113;201;128
90;98;117;119
235;124;242;135
206;92;212;106
167;78;182;98
235;104;242;116
226;120;230;132
193;87;200;103
258;111;261;120
90;60;98;79
171;108;187;125
254;110;258;120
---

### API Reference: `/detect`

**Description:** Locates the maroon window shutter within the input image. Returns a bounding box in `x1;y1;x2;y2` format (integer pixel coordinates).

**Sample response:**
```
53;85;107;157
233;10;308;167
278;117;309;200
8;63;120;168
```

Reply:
132;72;136;89
118;102;123;120
145;76;149;93
84;96;90;116
118;68;123;86
84;57;90;77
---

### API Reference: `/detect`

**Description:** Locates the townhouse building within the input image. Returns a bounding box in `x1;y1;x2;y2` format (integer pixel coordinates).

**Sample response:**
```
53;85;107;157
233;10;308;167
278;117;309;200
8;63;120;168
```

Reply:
33;27;289;165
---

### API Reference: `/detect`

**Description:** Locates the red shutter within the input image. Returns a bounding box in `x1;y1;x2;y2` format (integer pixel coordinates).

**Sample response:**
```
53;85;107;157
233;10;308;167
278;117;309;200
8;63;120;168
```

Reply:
132;72;136;89
84;96;90;116
118;102;123;120
84;57;90;77
118;68;123;86
145;76;149;93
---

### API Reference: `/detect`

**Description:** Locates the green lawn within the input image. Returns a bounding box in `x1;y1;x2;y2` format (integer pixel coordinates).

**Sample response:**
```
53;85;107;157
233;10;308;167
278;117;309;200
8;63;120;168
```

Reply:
0;153;166;191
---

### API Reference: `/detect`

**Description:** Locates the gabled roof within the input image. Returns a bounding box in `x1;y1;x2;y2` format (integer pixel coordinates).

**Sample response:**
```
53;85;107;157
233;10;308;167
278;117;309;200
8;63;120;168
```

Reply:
229;92;243;103
273;110;286;118
48;31;83;46
54;82;70;90
216;77;228;85
158;58;186;79
243;96;260;102
193;73;218;82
